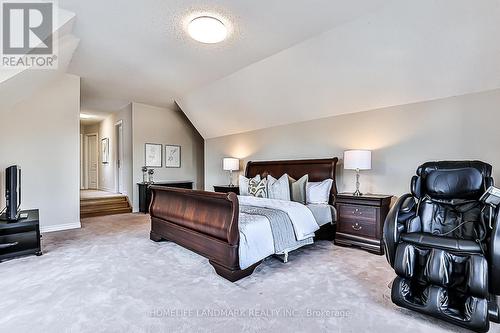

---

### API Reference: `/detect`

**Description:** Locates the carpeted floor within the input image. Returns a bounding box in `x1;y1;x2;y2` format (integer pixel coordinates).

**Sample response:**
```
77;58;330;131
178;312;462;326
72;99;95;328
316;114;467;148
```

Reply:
1;213;497;333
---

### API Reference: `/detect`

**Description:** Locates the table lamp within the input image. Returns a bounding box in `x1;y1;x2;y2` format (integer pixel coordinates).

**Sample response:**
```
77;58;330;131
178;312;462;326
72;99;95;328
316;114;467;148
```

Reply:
344;150;372;196
223;158;239;187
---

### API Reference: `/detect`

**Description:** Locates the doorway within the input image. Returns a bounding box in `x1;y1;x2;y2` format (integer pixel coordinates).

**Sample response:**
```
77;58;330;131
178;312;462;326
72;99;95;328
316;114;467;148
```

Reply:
115;120;124;194
85;133;99;189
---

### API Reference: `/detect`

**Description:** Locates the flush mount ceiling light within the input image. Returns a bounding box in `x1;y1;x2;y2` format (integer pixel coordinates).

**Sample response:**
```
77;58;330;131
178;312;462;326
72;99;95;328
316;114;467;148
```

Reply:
188;16;227;43
80;114;94;119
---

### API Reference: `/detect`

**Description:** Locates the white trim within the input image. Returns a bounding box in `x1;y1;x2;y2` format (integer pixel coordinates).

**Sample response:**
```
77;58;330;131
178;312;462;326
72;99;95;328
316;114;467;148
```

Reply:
80;133;84;189
115;120;124;194
41;222;81;233
84;132;99;189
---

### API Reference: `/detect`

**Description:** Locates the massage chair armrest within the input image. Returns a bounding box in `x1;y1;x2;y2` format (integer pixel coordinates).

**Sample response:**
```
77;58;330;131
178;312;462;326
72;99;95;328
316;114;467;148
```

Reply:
490;209;500;295
383;193;417;267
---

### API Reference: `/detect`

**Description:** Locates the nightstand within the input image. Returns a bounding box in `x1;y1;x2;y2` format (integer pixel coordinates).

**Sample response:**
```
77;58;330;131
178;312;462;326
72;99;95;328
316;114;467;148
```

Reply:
213;185;240;195
334;193;392;255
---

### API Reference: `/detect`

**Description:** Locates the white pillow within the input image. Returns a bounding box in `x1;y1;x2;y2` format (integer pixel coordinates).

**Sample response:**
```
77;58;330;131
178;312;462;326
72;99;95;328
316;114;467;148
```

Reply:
267;174;290;201
239;175;261;196
306;179;333;204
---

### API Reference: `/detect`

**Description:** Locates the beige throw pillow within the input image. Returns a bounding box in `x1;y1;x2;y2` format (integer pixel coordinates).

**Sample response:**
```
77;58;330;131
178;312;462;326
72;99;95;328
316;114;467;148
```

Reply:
288;175;308;204
267;174;291;201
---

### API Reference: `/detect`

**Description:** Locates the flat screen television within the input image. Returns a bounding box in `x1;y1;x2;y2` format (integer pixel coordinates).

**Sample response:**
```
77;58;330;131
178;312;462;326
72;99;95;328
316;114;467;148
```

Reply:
3;165;21;221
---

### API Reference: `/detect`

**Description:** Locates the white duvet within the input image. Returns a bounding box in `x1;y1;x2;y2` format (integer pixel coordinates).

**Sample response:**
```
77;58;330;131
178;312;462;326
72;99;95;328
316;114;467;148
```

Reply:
238;196;319;240
238;196;319;269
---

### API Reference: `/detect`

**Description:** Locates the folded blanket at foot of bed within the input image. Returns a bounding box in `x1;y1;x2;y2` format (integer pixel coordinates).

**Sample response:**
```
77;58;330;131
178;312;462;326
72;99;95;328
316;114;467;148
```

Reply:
240;205;313;254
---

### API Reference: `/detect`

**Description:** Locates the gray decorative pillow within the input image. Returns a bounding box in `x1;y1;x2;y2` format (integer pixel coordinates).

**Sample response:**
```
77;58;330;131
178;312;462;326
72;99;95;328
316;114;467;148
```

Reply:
288;175;308;204
249;178;268;198
239;175;261;196
267;174;290;201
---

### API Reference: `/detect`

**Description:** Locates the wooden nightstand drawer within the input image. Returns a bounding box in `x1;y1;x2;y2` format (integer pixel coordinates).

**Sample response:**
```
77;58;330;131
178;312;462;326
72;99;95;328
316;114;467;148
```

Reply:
338;205;377;221
334;194;392;255
337;219;376;238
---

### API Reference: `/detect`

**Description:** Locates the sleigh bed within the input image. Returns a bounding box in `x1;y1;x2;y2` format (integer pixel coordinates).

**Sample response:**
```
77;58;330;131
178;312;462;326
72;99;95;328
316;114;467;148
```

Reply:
149;157;339;281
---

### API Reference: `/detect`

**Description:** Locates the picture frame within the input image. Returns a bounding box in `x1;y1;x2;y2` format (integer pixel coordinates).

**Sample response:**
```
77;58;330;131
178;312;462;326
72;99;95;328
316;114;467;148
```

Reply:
165;144;181;168
145;143;162;168
101;138;109;164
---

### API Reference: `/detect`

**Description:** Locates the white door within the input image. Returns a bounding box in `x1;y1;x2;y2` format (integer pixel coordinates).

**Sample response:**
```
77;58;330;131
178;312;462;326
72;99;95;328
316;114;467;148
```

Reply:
116;122;124;193
87;134;98;189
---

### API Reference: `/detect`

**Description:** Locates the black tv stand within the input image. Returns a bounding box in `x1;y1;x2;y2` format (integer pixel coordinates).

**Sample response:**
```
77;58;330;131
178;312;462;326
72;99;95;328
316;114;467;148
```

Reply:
0;211;21;221
0;209;41;261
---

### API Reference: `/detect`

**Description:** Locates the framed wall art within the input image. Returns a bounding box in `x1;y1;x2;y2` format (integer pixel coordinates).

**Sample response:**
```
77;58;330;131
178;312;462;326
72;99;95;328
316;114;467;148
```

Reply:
145;143;162;168
165;144;181;168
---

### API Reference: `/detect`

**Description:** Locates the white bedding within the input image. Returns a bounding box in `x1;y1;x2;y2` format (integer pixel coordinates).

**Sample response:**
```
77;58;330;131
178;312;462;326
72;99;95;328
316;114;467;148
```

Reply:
307;204;337;226
238;196;320;269
239;213;275;269
238;196;319;240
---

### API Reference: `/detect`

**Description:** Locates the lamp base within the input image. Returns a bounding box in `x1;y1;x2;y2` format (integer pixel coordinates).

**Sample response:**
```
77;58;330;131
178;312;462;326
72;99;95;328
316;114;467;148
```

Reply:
353;169;363;196
228;170;235;187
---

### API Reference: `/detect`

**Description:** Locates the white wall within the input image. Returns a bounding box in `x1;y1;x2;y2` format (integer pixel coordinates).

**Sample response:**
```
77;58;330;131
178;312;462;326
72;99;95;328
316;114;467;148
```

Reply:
80;123;99;135
115;104;133;199
98;114;115;192
132;102;204;211
205;89;500;197
0;74;81;232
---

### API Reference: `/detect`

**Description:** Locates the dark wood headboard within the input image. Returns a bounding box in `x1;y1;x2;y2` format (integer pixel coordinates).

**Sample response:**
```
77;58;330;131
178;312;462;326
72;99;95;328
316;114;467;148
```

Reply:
245;157;339;202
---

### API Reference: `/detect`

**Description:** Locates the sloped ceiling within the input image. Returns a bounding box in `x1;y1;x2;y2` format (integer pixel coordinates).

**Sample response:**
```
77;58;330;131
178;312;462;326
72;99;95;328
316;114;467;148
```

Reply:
0;9;79;111
179;0;500;138
60;0;500;139
59;0;389;110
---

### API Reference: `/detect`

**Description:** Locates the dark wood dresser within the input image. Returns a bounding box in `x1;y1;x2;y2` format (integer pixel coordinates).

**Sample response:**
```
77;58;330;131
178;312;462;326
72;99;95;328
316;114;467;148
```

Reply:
334;193;392;255
213;185;240;195
0;209;41;261
138;181;193;213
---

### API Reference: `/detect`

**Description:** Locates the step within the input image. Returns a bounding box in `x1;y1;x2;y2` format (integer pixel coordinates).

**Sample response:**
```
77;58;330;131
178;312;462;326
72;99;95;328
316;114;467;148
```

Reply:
80;200;130;209
80;196;128;205
81;207;132;218
80;200;129;207
81;200;130;210
80;204;131;214
80;194;132;219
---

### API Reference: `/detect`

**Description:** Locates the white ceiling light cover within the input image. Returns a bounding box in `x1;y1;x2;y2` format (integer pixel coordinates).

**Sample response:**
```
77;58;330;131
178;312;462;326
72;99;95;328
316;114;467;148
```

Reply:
188;16;228;43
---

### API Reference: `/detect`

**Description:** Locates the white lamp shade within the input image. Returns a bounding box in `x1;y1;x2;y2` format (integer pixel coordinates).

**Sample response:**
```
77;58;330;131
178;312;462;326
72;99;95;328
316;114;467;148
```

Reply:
344;150;372;170
223;158;240;171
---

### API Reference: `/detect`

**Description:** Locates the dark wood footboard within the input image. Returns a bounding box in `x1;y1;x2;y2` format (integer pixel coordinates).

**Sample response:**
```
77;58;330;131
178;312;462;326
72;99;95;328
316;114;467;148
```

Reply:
149;186;260;282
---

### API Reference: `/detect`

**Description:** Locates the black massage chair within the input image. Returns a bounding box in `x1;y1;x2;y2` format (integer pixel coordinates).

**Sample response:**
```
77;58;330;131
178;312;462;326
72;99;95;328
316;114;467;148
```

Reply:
383;161;500;332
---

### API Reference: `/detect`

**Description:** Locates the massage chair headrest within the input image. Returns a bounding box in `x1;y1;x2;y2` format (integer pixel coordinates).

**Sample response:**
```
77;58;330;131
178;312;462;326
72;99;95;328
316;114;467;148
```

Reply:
411;161;493;200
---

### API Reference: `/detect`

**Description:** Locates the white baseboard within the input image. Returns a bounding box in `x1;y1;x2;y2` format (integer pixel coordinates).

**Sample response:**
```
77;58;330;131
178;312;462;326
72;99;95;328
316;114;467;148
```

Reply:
41;222;81;233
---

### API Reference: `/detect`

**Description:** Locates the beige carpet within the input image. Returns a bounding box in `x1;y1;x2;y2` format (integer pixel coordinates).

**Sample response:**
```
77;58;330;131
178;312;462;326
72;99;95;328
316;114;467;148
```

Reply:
1;213;497;333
